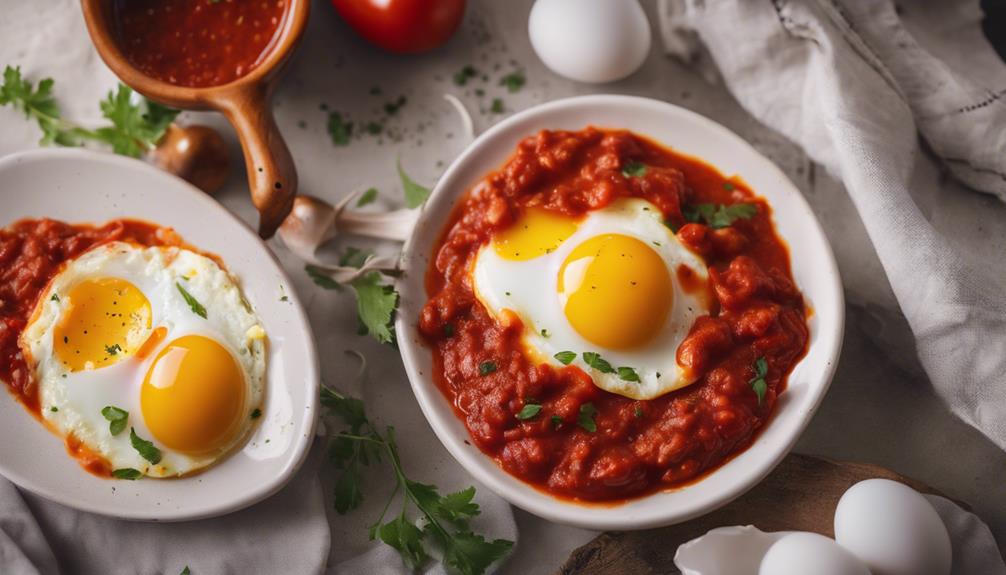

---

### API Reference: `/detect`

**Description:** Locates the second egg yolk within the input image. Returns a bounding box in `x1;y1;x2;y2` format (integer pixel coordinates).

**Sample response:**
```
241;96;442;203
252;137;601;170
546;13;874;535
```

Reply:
53;277;152;371
558;234;672;350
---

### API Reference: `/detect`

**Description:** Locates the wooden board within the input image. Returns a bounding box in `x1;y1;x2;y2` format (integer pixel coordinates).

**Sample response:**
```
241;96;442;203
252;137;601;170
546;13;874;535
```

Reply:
556;453;958;575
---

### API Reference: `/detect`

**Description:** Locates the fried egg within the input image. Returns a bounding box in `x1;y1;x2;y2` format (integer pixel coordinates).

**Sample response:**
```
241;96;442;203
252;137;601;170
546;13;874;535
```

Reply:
21;242;265;478
472;198;711;400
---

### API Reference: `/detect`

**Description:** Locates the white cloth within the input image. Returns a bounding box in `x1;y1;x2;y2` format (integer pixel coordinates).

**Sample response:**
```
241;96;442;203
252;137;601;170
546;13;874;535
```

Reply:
660;0;1006;452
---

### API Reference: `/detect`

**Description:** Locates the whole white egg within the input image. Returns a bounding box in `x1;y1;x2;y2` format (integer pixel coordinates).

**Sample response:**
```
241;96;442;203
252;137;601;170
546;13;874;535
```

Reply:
834;479;952;575
528;0;651;84
759;532;871;575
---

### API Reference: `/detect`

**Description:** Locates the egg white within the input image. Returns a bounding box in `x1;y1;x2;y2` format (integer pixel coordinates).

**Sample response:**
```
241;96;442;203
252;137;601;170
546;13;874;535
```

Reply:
22;242;266;477
473;198;710;400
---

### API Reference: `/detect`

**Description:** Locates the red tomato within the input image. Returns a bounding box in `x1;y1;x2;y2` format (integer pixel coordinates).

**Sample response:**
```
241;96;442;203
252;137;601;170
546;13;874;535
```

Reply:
330;0;466;54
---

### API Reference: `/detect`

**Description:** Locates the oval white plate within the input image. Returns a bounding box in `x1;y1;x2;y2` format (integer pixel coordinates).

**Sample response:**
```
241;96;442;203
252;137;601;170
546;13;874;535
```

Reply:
0;148;318;521
396;95;845;530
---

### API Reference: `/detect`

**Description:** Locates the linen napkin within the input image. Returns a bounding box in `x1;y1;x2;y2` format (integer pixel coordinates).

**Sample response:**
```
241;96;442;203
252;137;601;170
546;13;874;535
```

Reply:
659;0;1006;453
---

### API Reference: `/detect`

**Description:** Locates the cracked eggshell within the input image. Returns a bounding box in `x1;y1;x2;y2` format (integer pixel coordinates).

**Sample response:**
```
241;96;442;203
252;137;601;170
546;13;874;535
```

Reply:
674;526;789;575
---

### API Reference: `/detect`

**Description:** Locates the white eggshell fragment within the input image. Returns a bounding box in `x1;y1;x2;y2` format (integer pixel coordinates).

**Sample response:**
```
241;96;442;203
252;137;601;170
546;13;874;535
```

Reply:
834;479;952;575
528;0;651;83
674;526;788;575
759;533;871;575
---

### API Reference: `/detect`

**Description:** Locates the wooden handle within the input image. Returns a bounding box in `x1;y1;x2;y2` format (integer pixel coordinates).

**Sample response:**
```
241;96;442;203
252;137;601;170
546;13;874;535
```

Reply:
220;85;297;239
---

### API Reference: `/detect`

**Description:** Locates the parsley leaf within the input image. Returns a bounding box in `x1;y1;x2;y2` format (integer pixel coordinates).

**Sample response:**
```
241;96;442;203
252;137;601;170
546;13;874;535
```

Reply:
101;405;128;436
622;161;647;178
50;293;59;302
553;351;576;365
350;272;398;345
180;568;191;575
112;468;142;480
104;343;122;356
443;531;513;575
129;427;162;464
682;203;758;229
306;264;342;290
490;98;504;114
453;65;479;86
516;403;542;420
327;111;353;146
0;66;90;146
749;356;769;405
398;160;431;208
94;85;178;157
176;282;207;318
357;187;378;207
478;361;497;376
577;403;598;433
551;415;563;428
617;366;641;382
499;70;525;93
582;352;615;374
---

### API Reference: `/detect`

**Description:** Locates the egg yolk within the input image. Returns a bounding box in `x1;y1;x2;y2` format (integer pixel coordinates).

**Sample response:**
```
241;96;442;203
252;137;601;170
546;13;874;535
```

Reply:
141;335;246;454
53;277;152;371
493;208;579;261
558;234;672;349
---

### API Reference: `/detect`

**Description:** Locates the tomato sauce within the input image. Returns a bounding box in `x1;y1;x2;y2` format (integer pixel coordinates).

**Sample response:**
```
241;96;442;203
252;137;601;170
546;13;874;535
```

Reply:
419;128;809;501
0;219;179;474
112;0;289;88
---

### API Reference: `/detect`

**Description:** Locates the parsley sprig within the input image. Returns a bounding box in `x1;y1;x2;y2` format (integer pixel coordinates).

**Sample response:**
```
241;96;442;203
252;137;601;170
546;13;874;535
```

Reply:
682;203;758;229
322;384;513;574
307;247;399;344
558;351;641;383
101;405;129;436
0;66;178;155
749;356;768;405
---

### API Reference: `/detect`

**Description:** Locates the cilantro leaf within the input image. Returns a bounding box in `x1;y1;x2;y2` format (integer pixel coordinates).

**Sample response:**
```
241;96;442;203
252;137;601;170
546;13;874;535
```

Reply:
490;98;504;114
93;85;178;157
443;531;514;575
577;402;598;433
378;515;429;570
433;487;480;524
175;282;207;319
327;111;353;146
551;415;563;428
453;65;479;86
340;246;371;268
129;427;162;464
516;403;542;420
350;272;398;345
617;366;641;382
582;352;615;374
0;66;90;146
112;468;142;480
334;466;364;514
101;405;129;436
554;351;576;365
683;202;758;229
622;161;647;178
749;356;769;405
357;187;378;207
180;568;191;575
398;161;431;208
478;361;497;376
499;70;525;93
305;265;342;290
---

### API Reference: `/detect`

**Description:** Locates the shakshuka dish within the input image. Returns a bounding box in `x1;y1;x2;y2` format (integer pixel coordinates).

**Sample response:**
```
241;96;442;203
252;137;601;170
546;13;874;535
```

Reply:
419;127;809;501
0;220;265;479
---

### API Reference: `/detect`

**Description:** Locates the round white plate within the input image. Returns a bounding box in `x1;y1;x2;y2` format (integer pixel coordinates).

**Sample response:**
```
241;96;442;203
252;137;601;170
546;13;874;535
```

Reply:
0;148;318;521
396;95;845;530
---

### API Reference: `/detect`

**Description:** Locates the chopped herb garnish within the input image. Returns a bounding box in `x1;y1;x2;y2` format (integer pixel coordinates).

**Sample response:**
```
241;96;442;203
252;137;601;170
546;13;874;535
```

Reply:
383;95;407;115
357;187;378;207
489;98;504;114
101;405;128;436
723;181;735;191
617;366;640;382
749;356;768;405
327;111;353;146
453;65;479;86
478;361;497;376
180;567;191;575
553;351;576;365
577;403;598;433
540;328;550;338
550;415;562;429
306;265;342;290
104;343;122;356
682;203;758;229
351;272;398;345
129;427;162;464
176;282;207;318
516;403;542;420
443;324;455;337
365;121;383;135
321;385;514;573
634;406;643;418
622;161;647;178
112;468;142;480
50;406;58;413
50;293;59;302
251;408;262;419
398;160;432;208
582;352;615;374
499;71;525;93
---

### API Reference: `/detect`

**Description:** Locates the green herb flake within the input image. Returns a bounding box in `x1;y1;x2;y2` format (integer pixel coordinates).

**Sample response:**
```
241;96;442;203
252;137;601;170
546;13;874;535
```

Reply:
443;324;455;337
306;265;342;291
357;187;379;207
582;352;615;374
499;71;526;93
350;272;398;345
104;343;122;356
383;95;407;115
176;282;207;318
550;415;562;429
478;361;497;376
621;161;647;178
683;203;758;229
516;403;542;420
101;405;129;436
617;366;640;382
634;406;643;418
129;427;162;464
327;111;353;146
577;403;598;433
112;468;142;480
453;65;479;86
723;181;736;191
553;351;576;365
749;356;769;405
180;567;191;575
50;406;58;413
490;98;504;114
50;293;59;302
540;328;550;338
398;160;432;208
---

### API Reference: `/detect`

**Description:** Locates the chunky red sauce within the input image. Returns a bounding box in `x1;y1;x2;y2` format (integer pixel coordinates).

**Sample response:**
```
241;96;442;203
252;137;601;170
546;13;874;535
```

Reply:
0;219;180;475
419;128;809;501
113;0;289;88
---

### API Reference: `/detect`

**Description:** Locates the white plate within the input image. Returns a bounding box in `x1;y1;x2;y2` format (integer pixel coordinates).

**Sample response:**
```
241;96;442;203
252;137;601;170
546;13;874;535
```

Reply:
0;149;319;521
396;95;845;530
